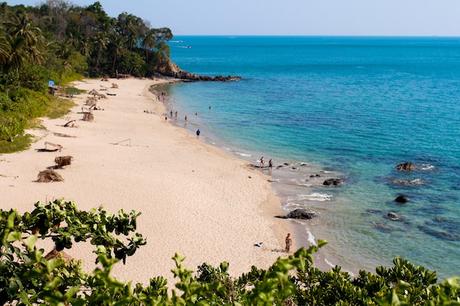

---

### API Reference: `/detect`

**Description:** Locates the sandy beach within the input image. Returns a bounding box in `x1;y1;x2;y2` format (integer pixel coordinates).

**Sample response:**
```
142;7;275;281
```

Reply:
0;77;292;284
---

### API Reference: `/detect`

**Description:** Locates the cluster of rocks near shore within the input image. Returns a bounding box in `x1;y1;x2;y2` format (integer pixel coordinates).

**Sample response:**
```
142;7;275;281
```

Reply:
155;59;241;82
251;161;346;221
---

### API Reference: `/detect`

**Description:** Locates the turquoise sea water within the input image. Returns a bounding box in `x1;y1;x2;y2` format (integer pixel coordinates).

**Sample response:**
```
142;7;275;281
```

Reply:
166;36;460;277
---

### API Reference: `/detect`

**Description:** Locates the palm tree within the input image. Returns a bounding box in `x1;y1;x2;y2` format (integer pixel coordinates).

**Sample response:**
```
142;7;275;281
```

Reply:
142;29;156;61
3;13;44;71
0;29;10;66
91;32;109;73
108;32;125;74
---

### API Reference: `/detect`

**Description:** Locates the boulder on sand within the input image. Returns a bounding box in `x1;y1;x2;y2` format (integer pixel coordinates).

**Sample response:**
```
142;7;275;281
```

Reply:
276;209;318;220
54;156;73;168
36;169;63;183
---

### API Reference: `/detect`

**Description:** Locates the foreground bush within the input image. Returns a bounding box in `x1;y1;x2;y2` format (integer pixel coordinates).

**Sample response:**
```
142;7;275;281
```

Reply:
0;200;459;305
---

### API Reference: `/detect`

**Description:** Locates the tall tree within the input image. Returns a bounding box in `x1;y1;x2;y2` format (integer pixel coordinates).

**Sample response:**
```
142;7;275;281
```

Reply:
0;29;10;66
3;13;44;71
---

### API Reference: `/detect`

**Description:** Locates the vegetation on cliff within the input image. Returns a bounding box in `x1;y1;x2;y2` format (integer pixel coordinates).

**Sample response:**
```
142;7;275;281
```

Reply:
0;1;173;152
0;200;458;305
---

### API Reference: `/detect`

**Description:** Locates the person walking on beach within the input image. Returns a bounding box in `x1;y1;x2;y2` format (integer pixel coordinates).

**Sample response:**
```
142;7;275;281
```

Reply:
196;129;201;137
285;233;292;253
184;115;188;121
170;110;173;118
175;111;178;119
268;159;273;169
259;156;265;167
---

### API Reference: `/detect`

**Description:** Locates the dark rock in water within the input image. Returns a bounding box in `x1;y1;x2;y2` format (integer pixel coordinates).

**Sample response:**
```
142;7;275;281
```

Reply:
394;195;409;204
300;163;308;166
276;209;318;220
390;178;424;187
387;212;401;221
291;167;297;170
396;162;416;171
283;162;290;166
276;165;284;169
323;178;343;186
310;174;321;178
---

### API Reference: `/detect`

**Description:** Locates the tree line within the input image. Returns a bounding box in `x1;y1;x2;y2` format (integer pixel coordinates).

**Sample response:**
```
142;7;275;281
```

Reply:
0;1;173;151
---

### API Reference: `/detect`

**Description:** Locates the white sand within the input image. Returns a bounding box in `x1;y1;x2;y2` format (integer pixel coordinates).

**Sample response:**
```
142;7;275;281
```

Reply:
0;78;292;285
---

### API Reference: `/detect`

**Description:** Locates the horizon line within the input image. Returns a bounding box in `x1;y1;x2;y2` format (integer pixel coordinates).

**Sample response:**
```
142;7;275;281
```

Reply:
172;34;460;38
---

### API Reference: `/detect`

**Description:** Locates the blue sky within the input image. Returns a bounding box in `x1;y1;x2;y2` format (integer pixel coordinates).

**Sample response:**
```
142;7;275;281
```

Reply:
6;0;460;36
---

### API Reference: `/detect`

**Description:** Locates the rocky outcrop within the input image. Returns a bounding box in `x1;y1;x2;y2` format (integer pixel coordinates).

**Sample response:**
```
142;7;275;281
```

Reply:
396;162;416;171
394;195;409;204
276;209;318;220
386;212;401;221
156;59;241;82
323;178;343;186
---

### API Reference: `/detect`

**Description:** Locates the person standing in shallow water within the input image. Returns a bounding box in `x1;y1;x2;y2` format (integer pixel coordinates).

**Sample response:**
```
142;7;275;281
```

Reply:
285;233;292;253
259;156;264;168
196;129;201;137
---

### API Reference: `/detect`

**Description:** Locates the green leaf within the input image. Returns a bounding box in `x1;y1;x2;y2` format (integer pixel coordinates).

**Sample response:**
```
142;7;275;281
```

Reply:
24;234;37;250
7;230;21;242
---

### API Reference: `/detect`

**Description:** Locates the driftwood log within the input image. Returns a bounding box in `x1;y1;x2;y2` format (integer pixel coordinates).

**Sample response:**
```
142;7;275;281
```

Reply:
53;132;75;138
36;169;63;183
64;120;77;128
54;156;72;168
44;142;62;152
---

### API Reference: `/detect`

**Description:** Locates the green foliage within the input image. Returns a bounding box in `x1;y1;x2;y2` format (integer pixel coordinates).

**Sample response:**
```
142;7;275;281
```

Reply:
0;112;26;142
119;50;147;77
0;201;459;305
0;1;174;151
44;97;75;119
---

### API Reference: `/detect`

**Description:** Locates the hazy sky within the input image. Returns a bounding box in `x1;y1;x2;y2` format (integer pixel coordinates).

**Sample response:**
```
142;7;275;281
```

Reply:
6;0;460;36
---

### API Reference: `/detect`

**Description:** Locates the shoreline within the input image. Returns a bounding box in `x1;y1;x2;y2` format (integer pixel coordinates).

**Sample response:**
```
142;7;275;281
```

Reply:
151;82;344;273
0;77;297;284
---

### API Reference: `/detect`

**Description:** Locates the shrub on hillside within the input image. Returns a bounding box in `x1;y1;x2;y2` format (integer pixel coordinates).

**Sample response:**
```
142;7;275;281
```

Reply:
0;113;26;142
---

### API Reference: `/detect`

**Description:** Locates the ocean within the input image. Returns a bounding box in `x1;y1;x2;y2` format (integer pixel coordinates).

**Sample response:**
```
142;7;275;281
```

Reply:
164;36;460;278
